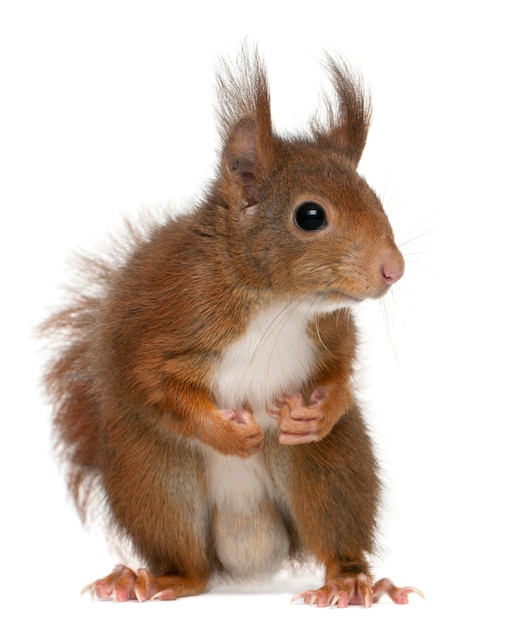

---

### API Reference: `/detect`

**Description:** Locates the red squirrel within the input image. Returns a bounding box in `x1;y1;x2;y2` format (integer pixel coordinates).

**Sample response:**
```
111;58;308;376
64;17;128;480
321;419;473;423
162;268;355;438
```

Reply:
42;48;422;608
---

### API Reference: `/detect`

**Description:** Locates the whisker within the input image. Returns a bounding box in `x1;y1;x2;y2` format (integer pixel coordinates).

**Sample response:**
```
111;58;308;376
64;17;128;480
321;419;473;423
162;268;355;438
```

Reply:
247;303;291;366
248;294;313;367
312;302;340;362
376;292;403;367
399;227;441;250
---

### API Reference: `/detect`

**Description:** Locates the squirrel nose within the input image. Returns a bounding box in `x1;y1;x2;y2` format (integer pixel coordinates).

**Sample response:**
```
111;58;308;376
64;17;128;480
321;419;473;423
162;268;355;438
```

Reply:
380;251;404;285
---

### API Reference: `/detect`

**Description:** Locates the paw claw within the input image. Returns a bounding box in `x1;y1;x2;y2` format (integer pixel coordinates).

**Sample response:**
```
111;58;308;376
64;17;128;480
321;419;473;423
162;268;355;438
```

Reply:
412;587;426;601
395;586;425;603
372;577;425;604
81;583;96;600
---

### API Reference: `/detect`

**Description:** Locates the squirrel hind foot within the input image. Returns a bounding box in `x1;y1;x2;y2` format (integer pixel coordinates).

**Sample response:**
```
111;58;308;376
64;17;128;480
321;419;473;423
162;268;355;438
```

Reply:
292;573;424;608
82;564;208;602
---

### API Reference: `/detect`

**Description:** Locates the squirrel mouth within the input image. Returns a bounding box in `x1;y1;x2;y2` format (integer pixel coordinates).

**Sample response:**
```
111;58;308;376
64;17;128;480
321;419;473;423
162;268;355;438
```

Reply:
322;280;394;303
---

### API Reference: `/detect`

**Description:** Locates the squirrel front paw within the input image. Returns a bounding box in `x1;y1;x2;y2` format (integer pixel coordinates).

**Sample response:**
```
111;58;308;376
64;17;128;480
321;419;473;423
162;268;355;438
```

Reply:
267;389;334;445
204;408;264;457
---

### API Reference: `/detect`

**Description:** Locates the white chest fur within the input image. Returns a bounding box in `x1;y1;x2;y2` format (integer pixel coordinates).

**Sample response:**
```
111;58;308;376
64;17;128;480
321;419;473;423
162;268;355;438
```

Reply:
205;301;319;508
212;300;317;426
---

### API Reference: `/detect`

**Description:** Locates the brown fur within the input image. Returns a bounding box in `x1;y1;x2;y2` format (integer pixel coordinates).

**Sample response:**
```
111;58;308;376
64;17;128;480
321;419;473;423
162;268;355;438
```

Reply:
42;47;416;606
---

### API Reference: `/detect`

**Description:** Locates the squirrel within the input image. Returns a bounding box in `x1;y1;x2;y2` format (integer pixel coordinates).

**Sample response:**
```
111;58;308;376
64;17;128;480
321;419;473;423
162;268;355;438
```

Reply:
41;47;422;608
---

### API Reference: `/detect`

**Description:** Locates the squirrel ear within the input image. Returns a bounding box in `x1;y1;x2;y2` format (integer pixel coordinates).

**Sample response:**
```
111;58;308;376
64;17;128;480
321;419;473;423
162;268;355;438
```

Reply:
217;47;275;208
222;118;259;207
314;56;372;166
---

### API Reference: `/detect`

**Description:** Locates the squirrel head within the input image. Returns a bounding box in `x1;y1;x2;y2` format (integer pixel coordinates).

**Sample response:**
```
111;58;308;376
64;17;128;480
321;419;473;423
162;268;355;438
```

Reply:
211;48;403;307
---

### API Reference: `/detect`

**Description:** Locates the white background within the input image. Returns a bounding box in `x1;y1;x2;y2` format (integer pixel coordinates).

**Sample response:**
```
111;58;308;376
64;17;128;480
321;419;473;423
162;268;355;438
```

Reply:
1;1;510;624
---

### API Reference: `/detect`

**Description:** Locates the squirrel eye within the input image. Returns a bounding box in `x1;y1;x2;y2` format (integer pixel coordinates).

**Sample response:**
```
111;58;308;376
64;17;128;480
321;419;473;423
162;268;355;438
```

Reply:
294;202;328;232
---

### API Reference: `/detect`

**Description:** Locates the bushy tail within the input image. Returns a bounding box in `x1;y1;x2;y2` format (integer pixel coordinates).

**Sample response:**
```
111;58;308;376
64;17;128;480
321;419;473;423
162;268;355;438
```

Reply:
41;297;103;521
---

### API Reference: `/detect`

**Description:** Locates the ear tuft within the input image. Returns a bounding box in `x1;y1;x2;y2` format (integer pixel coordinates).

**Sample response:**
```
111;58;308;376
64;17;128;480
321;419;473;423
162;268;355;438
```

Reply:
313;55;372;166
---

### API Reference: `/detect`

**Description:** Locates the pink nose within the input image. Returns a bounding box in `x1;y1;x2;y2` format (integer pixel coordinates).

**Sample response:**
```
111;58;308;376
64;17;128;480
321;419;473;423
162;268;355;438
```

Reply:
381;254;404;285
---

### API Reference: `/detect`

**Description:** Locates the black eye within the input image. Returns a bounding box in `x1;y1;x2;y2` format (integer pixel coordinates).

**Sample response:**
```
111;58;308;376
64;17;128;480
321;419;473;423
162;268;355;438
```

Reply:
294;202;328;232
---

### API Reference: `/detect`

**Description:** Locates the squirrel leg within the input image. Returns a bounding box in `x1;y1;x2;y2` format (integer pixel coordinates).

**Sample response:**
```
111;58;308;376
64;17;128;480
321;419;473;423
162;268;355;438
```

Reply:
89;416;212;602
286;406;423;608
